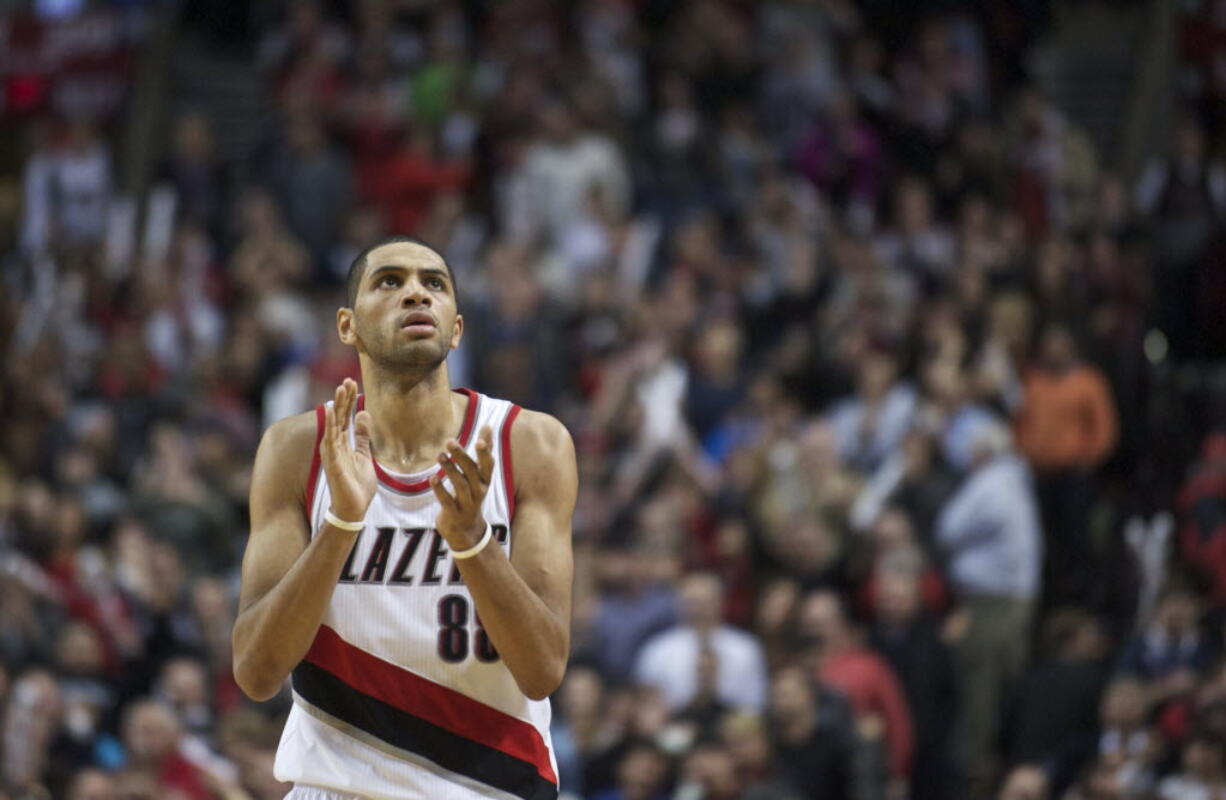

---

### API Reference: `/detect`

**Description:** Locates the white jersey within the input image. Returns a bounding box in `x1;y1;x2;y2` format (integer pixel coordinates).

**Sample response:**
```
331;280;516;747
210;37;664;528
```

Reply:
274;389;558;800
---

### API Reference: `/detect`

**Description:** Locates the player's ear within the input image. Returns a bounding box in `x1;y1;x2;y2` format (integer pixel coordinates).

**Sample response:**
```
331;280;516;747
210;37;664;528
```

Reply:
450;314;464;350
337;307;358;346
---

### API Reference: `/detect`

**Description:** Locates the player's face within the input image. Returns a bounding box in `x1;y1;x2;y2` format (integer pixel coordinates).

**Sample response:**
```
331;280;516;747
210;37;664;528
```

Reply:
340;242;462;371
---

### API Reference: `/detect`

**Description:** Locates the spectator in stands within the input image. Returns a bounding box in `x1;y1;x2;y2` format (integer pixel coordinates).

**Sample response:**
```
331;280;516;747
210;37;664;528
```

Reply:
119;699;211;800
798;588;914;793
753;419;861;566
183;576;242;713
267;111;353;273
768;665;856;800
935;420;1042;787
881;429;960;542
1090;677;1161;799
794;87;884;230
589;740;672;800
54;621;117;772
1014;324;1119;473
1176;431;1226;605
1062;758;1132;800
1155;733;1226;800
138;234;225;376
633;571;768;714
919;355;1002;474
21;118;113;256
66;767;119;800
1013;321;1118;606
875;175;956;294
229;187;311;298
870;562;958;800
366;123;470;238
1006;85;1098;239
996;764;1049;800
129;422;237;576
161;112;225;238
1006;610;1110;793
513;98;631;249
464;246;565;409
215;709;289;800
257;0;348;109
719;711;805;799
552;666;620;796
827;344;918;474
1135;113;1226;358
155;657;214;740
1;669;62;796
675;741;741;800
1189;662;1226;742
1116;580;1216;700
583;545;677;683
857;508;949;619
683;319;746;444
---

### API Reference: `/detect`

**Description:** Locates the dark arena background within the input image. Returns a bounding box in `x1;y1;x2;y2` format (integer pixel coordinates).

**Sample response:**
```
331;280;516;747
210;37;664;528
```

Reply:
3;1;1226;799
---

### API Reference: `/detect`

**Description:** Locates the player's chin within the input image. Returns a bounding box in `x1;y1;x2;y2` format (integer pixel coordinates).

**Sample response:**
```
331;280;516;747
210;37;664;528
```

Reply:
386;343;448;369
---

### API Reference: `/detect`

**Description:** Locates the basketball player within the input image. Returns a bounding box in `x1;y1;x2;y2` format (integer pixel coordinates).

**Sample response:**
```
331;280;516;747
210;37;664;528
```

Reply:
232;237;575;800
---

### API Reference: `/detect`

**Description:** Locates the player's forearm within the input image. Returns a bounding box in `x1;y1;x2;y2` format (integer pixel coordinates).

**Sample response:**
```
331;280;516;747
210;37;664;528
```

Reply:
232;527;359;701
456;546;568;701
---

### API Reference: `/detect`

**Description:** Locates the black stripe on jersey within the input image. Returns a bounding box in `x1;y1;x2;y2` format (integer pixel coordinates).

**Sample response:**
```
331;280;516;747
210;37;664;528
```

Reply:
292;661;558;800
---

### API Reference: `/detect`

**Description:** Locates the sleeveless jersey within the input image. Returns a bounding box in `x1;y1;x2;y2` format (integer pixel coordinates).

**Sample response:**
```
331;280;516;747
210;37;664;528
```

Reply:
273;389;559;800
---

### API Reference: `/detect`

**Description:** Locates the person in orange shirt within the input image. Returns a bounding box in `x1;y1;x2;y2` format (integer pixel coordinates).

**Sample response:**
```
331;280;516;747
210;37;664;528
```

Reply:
1013;322;1119;607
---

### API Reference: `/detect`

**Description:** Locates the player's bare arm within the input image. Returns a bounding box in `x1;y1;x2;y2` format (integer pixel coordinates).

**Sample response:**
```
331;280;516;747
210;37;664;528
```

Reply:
431;409;576;700
232;379;374;701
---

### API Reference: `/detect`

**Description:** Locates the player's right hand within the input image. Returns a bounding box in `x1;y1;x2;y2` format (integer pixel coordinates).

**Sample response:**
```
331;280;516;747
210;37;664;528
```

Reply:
320;378;376;524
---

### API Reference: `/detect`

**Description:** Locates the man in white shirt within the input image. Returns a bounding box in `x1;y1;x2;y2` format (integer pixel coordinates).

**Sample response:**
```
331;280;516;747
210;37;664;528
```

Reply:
632;571;768;713
518;100;630;247
935;421;1042;788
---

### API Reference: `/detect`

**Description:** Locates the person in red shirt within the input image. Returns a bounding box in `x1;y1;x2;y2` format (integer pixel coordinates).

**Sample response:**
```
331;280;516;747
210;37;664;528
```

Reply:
798;589;914;798
365;125;470;236
121;700;213;800
1175;432;1226;605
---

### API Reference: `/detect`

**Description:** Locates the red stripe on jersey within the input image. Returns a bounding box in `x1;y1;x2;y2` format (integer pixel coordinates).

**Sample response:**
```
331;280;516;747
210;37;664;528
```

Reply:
304;405;326;522
361;389;480;494
500;405;523;522
304;624;557;785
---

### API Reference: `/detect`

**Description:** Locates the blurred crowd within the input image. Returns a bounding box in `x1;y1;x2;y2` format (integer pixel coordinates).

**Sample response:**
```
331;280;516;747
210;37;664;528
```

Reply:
3;1;1226;799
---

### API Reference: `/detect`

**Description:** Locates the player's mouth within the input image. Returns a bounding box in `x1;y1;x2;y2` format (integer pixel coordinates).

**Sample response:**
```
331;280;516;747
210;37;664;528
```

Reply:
399;311;437;335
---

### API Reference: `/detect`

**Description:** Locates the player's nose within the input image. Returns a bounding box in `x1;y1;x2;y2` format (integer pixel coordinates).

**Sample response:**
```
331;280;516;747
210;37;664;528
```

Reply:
400;282;432;306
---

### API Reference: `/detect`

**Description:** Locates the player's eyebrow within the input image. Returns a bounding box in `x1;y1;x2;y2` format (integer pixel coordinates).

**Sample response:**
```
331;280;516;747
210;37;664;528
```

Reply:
367;264;450;285
418;267;450;284
367;264;405;282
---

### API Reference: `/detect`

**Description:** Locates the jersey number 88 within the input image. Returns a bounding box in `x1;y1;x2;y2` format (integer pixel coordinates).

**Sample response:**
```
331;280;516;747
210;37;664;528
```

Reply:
437;594;499;663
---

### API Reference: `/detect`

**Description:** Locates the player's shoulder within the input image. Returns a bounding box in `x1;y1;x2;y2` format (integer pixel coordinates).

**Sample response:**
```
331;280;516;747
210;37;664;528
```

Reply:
258;408;320;463
508;407;574;463
250;409;320;507
503;406;577;509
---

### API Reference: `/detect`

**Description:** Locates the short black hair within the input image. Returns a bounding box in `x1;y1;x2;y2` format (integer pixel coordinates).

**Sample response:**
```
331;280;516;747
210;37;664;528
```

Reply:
345;235;456;307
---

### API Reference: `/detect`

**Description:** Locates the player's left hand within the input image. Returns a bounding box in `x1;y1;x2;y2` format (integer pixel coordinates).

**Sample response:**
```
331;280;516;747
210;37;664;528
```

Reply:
431;425;496;550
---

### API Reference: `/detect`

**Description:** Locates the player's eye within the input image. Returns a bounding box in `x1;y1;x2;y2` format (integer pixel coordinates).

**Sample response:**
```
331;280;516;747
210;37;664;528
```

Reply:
427;277;444;289
379;275;401;288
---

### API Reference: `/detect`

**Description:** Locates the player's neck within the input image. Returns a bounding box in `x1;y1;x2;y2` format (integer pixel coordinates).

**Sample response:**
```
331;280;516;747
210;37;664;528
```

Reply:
361;363;463;472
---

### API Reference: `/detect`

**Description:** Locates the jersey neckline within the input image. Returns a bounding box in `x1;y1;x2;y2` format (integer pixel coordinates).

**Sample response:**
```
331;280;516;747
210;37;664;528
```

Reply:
356;388;480;494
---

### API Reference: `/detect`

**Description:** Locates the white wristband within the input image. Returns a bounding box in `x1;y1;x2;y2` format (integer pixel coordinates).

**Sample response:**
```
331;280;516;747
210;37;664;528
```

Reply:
451;524;493;560
324;509;365;532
